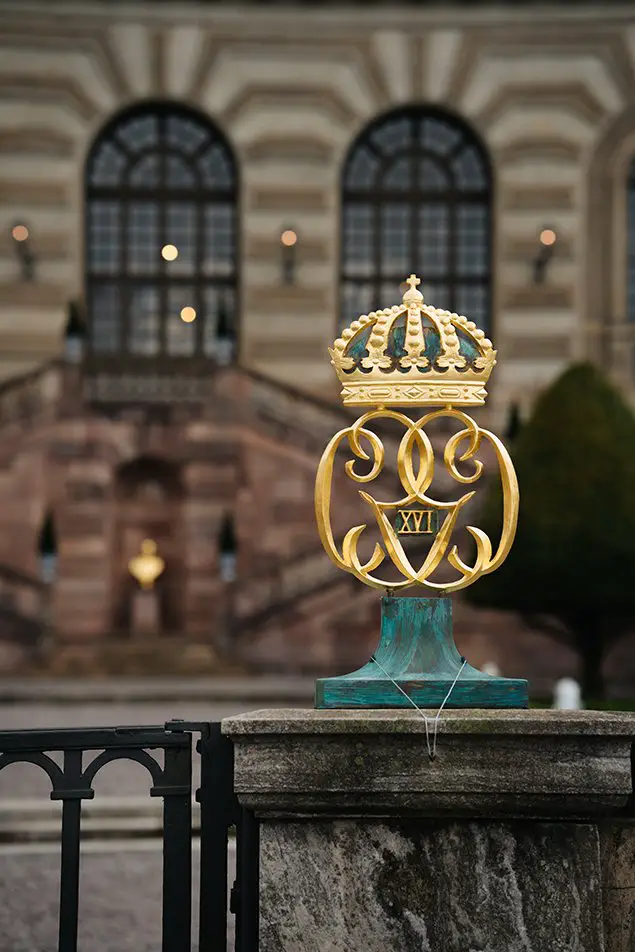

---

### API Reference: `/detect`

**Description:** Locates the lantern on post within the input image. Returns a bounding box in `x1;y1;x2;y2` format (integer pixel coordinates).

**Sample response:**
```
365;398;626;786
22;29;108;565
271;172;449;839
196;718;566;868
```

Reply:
314;275;527;709
10;222;35;282
280;228;298;285
533;227;557;283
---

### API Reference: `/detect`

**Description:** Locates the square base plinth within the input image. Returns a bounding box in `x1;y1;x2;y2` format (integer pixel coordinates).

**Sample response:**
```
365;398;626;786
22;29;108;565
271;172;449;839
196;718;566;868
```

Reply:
315;676;528;709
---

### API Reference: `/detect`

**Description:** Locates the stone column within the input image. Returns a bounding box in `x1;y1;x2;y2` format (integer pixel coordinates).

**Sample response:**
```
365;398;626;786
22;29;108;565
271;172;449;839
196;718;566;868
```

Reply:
223;709;635;952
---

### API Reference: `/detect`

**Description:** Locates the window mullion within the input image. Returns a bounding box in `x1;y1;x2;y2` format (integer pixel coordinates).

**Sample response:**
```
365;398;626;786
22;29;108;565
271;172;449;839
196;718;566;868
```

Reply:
158;113;168;358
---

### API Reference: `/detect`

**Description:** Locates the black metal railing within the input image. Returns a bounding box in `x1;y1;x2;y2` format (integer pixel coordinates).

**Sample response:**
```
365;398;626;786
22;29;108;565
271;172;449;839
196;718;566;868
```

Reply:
0;720;258;952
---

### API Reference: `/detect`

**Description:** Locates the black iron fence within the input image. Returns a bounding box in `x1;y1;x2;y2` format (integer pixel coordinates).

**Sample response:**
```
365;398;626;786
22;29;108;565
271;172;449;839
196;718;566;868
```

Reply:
0;720;258;952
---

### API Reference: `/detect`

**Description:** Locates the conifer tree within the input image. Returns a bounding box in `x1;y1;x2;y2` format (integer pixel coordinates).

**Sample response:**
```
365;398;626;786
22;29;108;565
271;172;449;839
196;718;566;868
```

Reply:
468;363;635;700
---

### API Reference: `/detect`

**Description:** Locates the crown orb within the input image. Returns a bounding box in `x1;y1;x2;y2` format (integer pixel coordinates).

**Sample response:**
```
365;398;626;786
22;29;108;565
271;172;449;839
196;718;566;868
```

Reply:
402;273;425;307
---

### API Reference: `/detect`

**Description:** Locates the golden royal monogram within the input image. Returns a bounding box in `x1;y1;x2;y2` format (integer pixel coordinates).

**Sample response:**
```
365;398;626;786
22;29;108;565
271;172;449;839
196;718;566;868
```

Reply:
315;276;519;593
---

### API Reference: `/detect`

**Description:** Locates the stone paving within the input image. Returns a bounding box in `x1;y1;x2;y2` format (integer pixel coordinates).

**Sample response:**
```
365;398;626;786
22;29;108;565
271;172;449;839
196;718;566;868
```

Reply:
0;840;236;952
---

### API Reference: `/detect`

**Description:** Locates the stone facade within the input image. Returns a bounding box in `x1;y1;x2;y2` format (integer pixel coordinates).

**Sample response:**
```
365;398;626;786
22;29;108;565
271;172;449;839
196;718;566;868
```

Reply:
0;2;635;680
0;3;633;411
0;359;390;673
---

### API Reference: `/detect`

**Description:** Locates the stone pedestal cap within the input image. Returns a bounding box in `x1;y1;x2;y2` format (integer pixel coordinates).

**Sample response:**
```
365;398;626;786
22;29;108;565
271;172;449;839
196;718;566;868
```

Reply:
222;708;635;819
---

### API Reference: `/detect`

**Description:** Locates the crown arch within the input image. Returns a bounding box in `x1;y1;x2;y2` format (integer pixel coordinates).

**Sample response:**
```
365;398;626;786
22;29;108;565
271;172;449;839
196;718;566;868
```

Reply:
340;106;492;334
84;102;238;375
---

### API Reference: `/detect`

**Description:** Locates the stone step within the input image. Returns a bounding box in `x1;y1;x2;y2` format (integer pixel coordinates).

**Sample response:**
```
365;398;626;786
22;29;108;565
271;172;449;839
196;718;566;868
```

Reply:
0;796;203;842
0;674;315;704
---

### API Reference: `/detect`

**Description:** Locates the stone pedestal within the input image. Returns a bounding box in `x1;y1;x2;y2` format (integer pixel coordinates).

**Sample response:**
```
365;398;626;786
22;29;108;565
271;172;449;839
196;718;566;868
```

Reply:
223;709;635;952
130;588;160;637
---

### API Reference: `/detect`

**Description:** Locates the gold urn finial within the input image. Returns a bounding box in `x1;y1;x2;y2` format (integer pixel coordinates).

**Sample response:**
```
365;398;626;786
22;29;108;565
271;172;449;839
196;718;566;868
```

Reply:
128;538;165;591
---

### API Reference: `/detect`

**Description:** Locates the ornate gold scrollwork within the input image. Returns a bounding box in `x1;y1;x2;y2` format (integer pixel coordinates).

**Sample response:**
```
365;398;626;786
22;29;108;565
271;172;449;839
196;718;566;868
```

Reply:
314;408;519;593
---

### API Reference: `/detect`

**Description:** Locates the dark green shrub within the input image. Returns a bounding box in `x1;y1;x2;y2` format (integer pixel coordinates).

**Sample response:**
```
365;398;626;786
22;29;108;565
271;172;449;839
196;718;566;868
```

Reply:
469;363;635;699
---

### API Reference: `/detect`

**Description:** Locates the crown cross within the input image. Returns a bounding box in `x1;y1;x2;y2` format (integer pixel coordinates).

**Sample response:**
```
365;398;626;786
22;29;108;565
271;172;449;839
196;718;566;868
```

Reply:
406;274;420;290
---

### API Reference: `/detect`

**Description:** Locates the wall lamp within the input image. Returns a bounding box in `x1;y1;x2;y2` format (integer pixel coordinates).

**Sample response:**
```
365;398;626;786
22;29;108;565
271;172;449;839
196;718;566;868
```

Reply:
10;222;35;282
280;227;298;285
532;227;557;284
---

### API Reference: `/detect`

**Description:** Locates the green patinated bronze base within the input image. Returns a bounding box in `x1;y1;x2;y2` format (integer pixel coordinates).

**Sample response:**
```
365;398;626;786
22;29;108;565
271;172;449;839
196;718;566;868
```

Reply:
315;596;528;709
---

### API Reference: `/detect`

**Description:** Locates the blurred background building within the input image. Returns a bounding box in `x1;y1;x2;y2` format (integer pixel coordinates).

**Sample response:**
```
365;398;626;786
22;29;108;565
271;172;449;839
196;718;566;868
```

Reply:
0;0;633;685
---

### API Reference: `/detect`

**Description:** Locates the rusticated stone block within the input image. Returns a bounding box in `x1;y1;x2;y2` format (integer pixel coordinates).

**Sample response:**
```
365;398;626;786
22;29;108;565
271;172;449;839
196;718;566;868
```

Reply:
260;820;603;952
600;822;635;952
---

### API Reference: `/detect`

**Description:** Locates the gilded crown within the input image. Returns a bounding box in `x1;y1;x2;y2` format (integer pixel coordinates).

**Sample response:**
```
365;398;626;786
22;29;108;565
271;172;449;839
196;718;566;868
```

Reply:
330;275;496;408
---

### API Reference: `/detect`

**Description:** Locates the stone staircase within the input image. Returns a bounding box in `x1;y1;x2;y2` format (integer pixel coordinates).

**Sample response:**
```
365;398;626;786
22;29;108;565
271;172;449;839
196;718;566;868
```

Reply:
0;562;49;652
0;354;497;673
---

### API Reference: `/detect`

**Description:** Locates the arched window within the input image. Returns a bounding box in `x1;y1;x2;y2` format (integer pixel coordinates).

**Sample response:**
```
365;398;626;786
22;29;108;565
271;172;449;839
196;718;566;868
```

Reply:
627;157;635;323
341;108;492;332
85;104;237;364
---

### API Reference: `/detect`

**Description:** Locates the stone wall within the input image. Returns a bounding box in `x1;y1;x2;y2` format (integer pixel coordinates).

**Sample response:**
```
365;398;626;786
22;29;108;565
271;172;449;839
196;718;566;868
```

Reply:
0;4;634;417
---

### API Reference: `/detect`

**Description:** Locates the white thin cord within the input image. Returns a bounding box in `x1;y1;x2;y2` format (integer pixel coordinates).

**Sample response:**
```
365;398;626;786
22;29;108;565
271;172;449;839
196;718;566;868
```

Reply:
370;654;467;760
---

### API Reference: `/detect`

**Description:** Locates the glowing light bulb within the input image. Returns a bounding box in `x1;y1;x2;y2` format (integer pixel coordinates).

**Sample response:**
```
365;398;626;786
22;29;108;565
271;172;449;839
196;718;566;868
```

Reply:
180;306;196;323
11;224;29;242
281;229;298;248
539;228;557;247
161;244;179;261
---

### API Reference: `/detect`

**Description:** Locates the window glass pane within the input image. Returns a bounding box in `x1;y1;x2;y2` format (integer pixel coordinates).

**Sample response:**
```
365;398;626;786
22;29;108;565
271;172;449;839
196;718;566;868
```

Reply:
383;157;411;190
379;282;401;308
341;281;373;330
89;142;126;187
423;283;449;311
129;286;160;355
117;114;158;153
199;147;233;188
418;158;447;192
129;154;160;188
203;286;236;357
420;118;461;155
418;205;448;277
88;202;120;274
166;202;196;276
167;286;197;356
91;284;120;352
452;146;487;190
456;284;489;331
380;203;410;276
166;155;196;188
371;116;411;154
128;202;159;274
345;146;379;190
203;205;234;276
456;205;488;277
167;115;208;154
343;205;373;276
